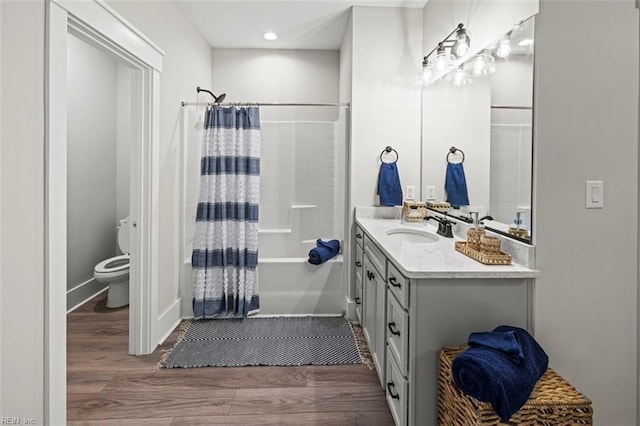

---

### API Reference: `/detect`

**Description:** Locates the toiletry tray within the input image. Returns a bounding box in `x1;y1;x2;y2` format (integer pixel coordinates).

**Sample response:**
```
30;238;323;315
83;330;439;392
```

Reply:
455;241;512;265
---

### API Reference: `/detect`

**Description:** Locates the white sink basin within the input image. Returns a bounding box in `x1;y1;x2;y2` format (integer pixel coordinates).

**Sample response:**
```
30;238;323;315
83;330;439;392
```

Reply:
385;228;439;244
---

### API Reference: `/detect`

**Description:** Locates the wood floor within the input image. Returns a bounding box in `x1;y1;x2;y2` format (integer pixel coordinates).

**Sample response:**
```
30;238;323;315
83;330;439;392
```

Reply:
67;294;395;425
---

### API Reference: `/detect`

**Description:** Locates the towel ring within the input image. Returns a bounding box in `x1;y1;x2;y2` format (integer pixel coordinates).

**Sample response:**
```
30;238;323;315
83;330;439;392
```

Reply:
446;146;465;164
380;146;399;163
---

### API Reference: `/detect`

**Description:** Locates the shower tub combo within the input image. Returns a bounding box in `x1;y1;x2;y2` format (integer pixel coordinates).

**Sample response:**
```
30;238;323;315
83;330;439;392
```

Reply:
180;105;348;317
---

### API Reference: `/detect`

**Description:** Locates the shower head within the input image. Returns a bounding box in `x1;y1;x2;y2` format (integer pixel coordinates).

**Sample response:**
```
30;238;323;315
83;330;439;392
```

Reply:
197;86;226;104
215;93;226;104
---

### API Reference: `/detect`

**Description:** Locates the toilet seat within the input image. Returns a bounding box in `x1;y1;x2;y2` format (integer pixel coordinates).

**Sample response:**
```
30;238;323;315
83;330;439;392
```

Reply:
94;254;130;274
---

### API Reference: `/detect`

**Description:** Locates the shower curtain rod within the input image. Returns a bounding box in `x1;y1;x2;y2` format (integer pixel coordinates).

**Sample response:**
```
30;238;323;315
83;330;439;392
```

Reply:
181;101;350;107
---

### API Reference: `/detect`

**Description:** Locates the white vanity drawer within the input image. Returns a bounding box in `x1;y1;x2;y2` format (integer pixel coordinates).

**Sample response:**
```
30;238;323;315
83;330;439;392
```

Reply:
387;290;409;376
355;225;364;249
386;351;408;426
365;240;386;282
355;281;363;324
387;262;409;310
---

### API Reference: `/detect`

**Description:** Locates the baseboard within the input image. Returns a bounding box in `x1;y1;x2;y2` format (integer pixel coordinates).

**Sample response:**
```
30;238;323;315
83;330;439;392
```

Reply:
156;297;182;346
66;278;109;313
345;295;358;323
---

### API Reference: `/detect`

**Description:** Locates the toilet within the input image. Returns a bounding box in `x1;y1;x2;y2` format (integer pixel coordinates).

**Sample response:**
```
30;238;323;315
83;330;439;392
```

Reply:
94;217;130;308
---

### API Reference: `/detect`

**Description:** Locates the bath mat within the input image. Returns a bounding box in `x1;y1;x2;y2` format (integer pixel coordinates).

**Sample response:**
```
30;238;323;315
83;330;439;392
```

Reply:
159;316;363;369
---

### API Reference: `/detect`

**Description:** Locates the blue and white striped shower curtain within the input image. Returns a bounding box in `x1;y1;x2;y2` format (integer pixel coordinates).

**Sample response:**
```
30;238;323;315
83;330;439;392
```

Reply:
192;105;261;319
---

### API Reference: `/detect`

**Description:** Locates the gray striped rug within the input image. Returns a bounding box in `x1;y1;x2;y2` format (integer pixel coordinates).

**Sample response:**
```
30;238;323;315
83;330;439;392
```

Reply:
160;316;363;368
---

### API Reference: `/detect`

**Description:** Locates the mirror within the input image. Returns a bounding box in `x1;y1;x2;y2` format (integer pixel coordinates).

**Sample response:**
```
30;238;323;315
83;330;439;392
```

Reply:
421;15;535;243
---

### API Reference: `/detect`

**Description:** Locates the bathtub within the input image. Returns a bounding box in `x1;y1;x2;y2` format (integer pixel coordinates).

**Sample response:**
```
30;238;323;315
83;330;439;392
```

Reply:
180;254;345;317
257;255;345;315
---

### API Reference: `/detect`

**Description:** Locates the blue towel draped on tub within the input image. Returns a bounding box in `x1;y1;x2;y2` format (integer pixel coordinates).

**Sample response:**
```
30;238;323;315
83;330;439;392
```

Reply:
452;325;549;422
308;239;340;265
445;162;469;208
377;162;402;206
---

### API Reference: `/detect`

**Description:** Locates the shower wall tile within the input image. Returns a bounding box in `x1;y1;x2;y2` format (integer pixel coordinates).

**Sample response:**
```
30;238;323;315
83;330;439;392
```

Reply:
490;123;531;224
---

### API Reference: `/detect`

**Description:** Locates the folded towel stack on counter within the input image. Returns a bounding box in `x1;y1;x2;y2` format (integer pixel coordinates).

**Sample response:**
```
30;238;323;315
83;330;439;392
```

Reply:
308;239;341;265
451;325;549;423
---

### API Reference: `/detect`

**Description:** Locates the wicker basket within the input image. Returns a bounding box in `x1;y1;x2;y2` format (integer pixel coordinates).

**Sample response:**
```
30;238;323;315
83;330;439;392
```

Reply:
455;241;512;265
438;346;593;425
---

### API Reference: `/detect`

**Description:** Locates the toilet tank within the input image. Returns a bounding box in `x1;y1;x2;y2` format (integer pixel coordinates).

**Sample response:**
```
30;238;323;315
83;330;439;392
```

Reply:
117;217;130;254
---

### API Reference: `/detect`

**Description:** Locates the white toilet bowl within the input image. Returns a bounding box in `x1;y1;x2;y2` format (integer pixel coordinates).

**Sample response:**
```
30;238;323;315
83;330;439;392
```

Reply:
94;217;130;308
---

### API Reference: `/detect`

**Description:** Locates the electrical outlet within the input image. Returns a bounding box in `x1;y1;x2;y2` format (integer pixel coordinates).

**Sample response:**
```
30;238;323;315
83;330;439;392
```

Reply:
406;185;415;200
426;185;436;200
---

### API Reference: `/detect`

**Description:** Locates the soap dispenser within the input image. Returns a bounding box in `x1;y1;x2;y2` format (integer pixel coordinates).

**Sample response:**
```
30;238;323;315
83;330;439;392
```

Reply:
466;211;485;251
509;212;527;238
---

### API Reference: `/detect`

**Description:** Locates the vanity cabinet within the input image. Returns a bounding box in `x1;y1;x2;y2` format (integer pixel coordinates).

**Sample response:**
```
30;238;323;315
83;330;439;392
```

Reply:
355;224;388;387
354;226;364;323
386;269;532;426
355;217;536;426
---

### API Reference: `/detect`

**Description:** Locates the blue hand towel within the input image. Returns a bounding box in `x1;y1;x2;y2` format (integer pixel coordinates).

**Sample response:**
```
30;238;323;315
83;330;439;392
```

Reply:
308;239;340;265
377;162;403;206
452;325;549;423
445;162;469;208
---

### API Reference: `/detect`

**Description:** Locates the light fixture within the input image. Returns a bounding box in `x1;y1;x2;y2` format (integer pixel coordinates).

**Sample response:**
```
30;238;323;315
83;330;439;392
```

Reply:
496;37;512;58
262;31;278;41
420;23;471;87
471;52;496;77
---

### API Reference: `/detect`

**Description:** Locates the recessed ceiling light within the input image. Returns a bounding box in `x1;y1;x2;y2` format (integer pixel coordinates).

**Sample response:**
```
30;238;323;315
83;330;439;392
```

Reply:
518;38;534;47
262;31;278;41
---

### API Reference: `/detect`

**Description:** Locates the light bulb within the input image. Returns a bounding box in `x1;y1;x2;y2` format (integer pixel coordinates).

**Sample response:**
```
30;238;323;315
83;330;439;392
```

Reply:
452;28;471;57
496;38;511;58
471;53;496;77
454;40;468;57
448;66;472;87
422;65;434;85
433;50;454;73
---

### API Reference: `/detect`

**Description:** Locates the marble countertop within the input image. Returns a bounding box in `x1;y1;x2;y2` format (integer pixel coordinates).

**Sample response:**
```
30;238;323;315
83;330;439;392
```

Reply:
356;216;540;280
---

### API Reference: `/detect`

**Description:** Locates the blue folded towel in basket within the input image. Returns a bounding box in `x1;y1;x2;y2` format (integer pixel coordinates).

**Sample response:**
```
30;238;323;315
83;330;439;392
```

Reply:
452;325;549;422
308;239;340;265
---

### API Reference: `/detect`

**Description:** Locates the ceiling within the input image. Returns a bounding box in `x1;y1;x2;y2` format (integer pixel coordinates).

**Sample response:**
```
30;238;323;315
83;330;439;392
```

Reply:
176;1;427;50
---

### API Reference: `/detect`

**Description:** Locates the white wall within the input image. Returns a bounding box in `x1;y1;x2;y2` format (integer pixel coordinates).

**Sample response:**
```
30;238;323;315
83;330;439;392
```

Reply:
66;34;118;308
0;0;45;422
0;0;4;417
350;6;422;207
107;0;213;322
116;64;132;222
534;1;638;424
210;48;340;121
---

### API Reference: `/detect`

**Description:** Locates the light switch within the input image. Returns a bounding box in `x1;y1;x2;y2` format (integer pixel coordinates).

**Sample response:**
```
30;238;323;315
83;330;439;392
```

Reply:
586;180;604;209
426;185;436;200
406;185;415;200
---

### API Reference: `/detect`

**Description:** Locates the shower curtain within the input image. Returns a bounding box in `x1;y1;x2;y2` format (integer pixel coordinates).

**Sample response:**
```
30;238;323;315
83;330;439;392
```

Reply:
192;105;261;319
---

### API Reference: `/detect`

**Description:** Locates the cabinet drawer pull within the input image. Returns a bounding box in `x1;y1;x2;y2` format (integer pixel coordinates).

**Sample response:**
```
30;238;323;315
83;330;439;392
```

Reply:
355;297;361;305
367;270;375;281
388;321;401;336
389;276;401;288
355;261;362;268
387;382;400;400
356;233;362;239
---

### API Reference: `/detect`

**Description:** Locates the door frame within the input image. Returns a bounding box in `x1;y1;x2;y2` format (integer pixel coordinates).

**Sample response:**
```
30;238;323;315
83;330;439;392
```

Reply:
45;0;163;423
